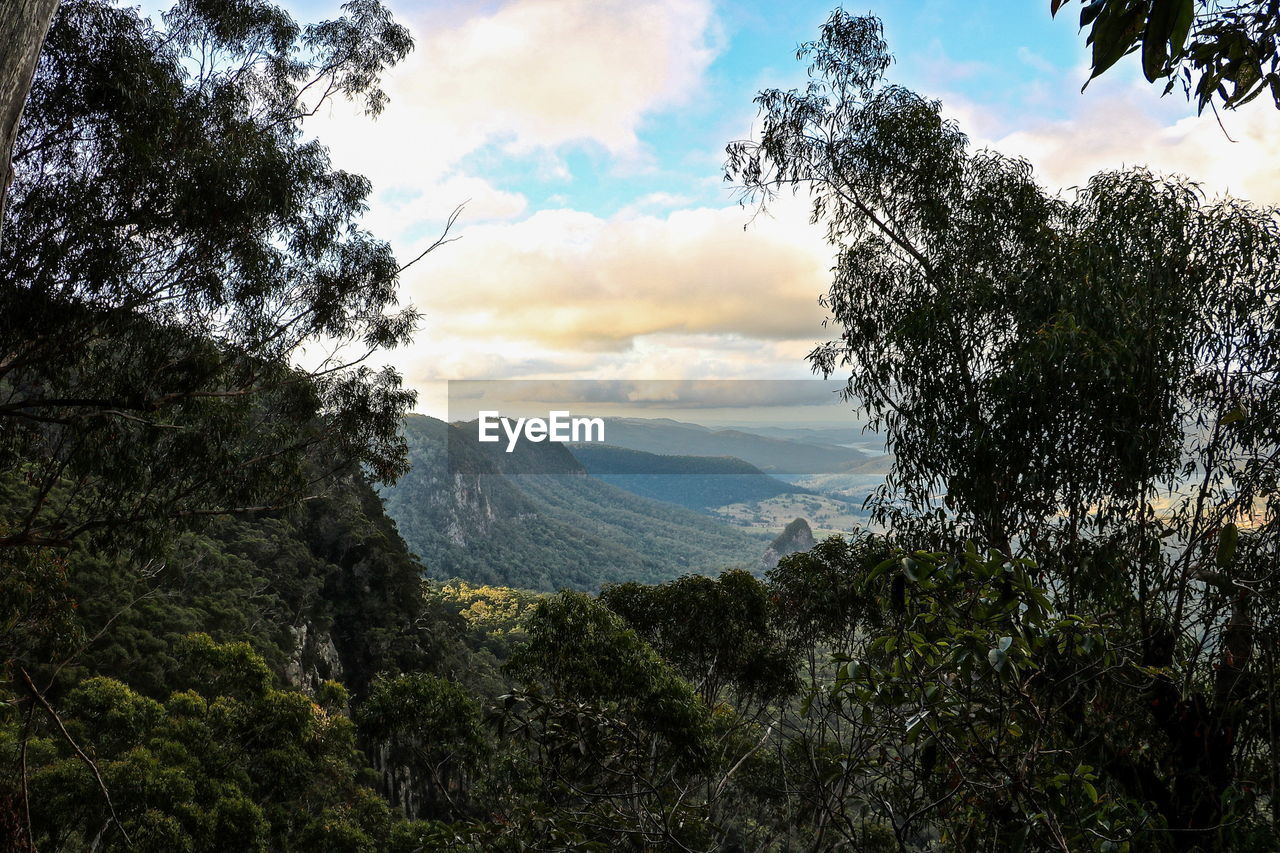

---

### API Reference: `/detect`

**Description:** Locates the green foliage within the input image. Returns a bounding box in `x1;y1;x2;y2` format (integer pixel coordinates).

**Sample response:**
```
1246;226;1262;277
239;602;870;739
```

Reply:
0;0;418;551
429;581;540;638
42;471;445;700
498;591;719;848
828;544;1139;849
731;10;1280;559
1054;0;1280;112
355;673;487;818
20;636;393;852
601;569;798;706
424;580;539;669
727;11;1280;849
767;533;895;653
508;591;710;747
5;2;1280;849
0;542;80;673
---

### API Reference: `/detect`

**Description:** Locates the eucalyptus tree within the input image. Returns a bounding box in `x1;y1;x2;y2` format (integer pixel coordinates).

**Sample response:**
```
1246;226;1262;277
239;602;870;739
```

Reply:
0;0;59;238
728;10;1280;849
0;0;422;551
26;635;404;851
600;569;798;709
1053;0;1280;112
500;591;717;849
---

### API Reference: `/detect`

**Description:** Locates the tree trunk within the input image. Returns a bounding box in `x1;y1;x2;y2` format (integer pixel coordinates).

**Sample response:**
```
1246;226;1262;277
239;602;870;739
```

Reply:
1140;595;1255;851
0;0;59;247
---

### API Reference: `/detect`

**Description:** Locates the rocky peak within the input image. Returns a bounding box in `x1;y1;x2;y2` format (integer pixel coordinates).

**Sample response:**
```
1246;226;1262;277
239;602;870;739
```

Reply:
762;518;816;572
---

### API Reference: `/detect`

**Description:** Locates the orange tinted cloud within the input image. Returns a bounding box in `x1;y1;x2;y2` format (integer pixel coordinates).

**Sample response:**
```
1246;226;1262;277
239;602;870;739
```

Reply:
400;201;833;352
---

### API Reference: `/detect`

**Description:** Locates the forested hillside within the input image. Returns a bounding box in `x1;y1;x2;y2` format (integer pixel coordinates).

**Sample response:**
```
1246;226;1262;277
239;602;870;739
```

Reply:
53;473;448;699
378;416;767;590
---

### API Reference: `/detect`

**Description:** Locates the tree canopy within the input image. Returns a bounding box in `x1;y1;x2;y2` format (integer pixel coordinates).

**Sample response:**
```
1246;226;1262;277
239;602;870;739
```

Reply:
4;2;1280;851
0;0;420;550
727;9;1280;848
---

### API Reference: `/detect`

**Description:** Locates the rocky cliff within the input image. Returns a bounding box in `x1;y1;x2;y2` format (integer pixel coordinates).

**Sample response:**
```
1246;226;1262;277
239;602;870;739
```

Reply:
762;518;816;571
379;415;767;591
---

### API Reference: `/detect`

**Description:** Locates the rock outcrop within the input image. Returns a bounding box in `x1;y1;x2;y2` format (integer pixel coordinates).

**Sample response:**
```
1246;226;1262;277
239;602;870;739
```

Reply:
762;518;816;571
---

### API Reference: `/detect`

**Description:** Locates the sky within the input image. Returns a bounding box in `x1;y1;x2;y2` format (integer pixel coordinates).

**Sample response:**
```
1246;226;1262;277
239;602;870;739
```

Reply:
286;0;1280;419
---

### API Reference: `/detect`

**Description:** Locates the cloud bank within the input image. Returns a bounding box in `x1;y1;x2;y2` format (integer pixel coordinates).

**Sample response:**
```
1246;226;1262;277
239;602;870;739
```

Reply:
401;200;833;352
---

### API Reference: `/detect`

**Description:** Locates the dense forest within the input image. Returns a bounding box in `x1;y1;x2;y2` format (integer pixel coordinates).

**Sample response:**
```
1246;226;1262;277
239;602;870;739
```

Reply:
2;0;1280;851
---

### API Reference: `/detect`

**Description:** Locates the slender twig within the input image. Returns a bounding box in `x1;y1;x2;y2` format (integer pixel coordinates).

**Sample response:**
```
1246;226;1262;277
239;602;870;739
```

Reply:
19;668;131;847
20;704;36;853
397;203;466;275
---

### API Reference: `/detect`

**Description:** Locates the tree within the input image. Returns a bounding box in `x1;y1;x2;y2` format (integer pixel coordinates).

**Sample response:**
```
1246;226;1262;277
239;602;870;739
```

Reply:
1053;0;1280;112
727;10;1280;849
355;673;488;820
727;9;1280;565
0;0;59;244
21;634;401;851
500;591;718;849
777;539;1127;850
0;2;437;844
0;0;424;550
601;569;797;709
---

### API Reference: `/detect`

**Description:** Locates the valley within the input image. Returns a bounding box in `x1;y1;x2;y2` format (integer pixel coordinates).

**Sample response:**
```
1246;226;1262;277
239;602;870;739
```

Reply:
378;414;889;591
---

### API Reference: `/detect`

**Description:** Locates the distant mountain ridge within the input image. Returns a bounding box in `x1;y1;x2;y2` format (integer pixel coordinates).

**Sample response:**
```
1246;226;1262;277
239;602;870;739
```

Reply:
378;416;768;592
569;444;761;475
727;425;861;446
595;417;867;474
568;444;811;511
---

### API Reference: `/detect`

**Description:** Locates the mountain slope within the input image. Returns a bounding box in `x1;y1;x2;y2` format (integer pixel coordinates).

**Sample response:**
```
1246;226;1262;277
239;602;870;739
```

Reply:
568;444;811;510
596;417;867;474
379;416;768;591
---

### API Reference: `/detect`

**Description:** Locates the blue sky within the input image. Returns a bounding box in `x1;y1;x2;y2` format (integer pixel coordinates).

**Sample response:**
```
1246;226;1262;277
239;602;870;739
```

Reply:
317;0;1100;222
283;0;1279;416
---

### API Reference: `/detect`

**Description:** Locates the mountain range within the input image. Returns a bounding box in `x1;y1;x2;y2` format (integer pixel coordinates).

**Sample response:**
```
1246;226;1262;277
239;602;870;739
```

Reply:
589;417;868;474
378;416;769;591
567;443;812;510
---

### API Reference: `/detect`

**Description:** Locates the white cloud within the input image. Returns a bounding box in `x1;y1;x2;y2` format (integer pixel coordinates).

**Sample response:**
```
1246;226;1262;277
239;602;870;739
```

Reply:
342;13;1280;410
935;67;1280;205
360;175;528;246
311;0;720;199
397;199;833;358
1015;46;1057;75
356;195;839;408
993;97;1280;205
615;191;695;217
415;0;718;155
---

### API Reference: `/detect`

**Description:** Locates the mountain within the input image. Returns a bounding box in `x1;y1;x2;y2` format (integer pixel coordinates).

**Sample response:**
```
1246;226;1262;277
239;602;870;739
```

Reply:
725;425;861;446
594;417;867;474
762;518;817;571
378;416;769;592
568;444;811;510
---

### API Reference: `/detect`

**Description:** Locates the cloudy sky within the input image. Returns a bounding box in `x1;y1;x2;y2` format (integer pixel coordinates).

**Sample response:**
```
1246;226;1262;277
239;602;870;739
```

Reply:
287;0;1280;417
